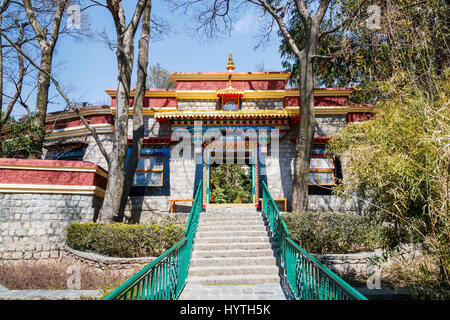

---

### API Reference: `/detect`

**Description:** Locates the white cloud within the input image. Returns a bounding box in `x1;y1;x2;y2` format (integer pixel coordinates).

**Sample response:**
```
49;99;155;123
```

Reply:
233;14;257;34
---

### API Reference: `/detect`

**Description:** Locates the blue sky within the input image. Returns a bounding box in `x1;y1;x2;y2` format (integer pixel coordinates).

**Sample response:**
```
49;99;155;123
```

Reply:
33;0;286;115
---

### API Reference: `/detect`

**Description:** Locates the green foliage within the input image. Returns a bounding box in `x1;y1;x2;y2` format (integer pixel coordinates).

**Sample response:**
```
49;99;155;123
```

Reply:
1;114;43;158
279;0;449;103
283;212;383;254
66;218;184;258
210;163;252;203
329;69;450;290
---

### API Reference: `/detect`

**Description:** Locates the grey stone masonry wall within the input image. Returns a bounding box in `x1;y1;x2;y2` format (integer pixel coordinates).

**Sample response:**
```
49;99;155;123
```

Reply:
242;99;284;110
308;195;363;214
63;246;156;272
0;193;102;260
314;115;347;136
178;100;219;111
262;121;364;213
127;116;171;137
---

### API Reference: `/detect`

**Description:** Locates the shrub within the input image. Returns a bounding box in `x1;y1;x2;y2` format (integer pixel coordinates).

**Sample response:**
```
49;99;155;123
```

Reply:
282;212;383;254
66;218;184;258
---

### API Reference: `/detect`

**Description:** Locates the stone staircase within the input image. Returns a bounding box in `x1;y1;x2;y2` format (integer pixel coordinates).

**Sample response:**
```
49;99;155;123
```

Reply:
185;206;282;286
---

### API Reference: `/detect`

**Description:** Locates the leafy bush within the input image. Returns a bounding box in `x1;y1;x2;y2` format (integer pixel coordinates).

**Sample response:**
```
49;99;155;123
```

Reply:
66;218;184;258
283;212;383;254
210;164;252;203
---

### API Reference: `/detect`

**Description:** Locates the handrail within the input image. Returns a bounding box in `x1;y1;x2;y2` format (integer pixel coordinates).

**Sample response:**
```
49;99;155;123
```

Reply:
104;181;203;300
261;181;367;300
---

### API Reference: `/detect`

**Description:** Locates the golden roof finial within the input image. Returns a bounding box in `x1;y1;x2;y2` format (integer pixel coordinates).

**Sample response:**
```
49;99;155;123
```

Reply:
226;51;235;73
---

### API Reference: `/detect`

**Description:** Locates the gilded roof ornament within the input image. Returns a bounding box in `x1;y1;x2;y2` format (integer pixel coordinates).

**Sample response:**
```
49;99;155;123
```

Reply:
226;51;235;73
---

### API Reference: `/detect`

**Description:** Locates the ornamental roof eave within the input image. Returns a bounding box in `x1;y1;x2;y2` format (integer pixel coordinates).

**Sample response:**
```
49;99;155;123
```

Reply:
153;109;299;120
216;87;244;97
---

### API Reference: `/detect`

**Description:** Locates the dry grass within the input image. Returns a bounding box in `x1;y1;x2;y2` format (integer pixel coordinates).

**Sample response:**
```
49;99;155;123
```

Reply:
0;259;139;291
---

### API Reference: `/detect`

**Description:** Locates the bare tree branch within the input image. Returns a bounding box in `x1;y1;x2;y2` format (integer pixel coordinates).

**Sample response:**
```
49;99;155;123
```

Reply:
0;28;111;167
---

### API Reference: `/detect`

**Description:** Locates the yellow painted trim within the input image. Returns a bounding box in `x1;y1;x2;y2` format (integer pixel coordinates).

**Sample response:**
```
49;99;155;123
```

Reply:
171;72;291;82
105;89;177;98
243;90;286;99
284;106;348;115
0;184;106;198
0;164;108;179
154;109;298;119
285;89;354;96
347;105;375;112
109;107;177;116
45;124;114;140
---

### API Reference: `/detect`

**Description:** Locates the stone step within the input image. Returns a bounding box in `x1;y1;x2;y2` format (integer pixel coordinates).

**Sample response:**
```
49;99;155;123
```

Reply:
188;265;280;277
194;241;276;251
205;207;259;214
198;220;265;227
192;248;278;259
194;236;272;244
187;274;281;285
196;230;268;238
190;256;277;267
198;219;266;226
200;213;263;219
197;225;268;232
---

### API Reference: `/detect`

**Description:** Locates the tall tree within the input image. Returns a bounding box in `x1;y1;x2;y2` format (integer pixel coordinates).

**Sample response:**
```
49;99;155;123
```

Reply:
177;0;364;212
147;62;175;88
118;0;152;221
96;0;149;223
1;1;24;153
22;0;68;158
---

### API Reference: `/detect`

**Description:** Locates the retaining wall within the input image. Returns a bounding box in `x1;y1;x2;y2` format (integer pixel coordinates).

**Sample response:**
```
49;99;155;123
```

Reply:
0;159;106;260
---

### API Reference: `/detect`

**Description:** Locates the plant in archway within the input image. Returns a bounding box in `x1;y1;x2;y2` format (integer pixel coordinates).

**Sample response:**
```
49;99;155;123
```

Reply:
210;164;252;204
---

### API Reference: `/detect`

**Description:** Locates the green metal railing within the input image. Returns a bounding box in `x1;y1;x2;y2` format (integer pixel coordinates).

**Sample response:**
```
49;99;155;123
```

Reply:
103;181;203;300
261;181;367;300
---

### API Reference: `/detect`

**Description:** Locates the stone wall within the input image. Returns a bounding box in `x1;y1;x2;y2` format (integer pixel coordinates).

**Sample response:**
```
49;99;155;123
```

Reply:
63;246;155;272
178;99;219;111
0;159;106;260
314;114;347;136
0;193;102;260
313;244;422;279
127;116;171;137
308;195;363;214
242;99;284;110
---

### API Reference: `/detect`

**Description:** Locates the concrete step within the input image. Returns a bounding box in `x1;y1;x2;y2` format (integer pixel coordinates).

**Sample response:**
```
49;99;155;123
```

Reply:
198;220;265;227
205;207;259;214
197;225;268;232
187;274;281;285
198;219;266;226
192;248;277;259
196;230;268;238
194;241;276;251
200;212;262;219
194;236;272;244
190;256;277;267
188;265;280;277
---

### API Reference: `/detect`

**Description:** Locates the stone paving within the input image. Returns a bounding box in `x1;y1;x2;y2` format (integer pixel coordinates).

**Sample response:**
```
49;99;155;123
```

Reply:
0;285;103;300
179;282;296;300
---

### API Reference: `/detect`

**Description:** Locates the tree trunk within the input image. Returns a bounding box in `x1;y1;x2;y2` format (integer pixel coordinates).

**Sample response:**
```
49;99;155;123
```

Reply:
30;51;52;158
95;0;149;224
97;38;134;223
291;22;320;213
118;0;151;222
